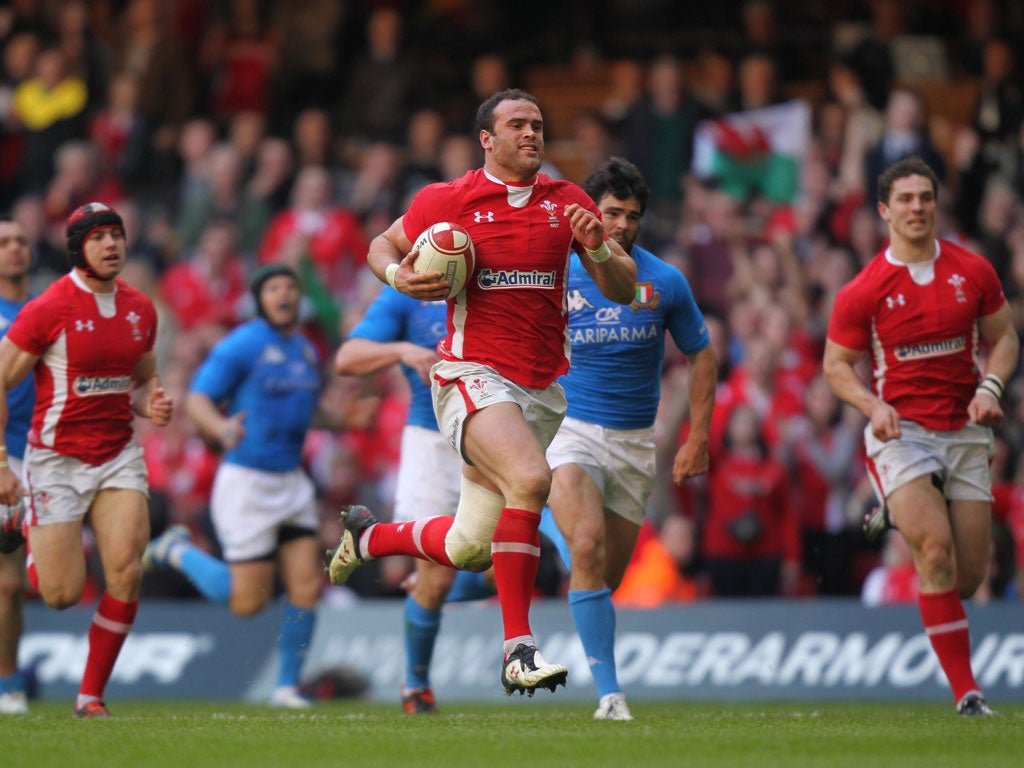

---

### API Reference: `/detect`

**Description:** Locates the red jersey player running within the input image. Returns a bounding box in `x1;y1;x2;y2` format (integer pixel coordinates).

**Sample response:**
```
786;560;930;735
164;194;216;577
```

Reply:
328;89;637;696
0;202;173;718
823;157;1018;716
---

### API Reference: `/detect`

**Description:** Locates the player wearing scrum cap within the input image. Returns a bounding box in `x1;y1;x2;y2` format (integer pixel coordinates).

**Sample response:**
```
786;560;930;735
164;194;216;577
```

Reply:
144;264;333;709
0;202;173;718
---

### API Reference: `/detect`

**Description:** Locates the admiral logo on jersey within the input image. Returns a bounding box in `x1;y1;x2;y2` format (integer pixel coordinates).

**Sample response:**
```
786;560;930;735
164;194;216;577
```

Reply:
74;375;132;396
477;269;557;289
895;335;966;361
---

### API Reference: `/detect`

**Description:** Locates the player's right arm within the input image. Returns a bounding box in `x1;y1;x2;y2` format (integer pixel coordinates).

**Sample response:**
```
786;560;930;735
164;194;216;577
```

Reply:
368;216;448;301
822;339;901;442
0;336;38;504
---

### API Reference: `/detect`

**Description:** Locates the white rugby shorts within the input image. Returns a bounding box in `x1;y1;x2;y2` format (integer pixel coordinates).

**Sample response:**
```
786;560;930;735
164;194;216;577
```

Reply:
211;463;318;562
865;420;994;503
24;443;149;527
393;425;462;523
431;360;566;464
546;415;656;526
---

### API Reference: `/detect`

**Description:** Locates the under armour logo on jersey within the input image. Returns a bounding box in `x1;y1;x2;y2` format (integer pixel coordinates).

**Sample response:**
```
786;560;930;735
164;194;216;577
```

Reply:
885;294;905;309
75;319;94;332
566;289;596;312
473;211;495;223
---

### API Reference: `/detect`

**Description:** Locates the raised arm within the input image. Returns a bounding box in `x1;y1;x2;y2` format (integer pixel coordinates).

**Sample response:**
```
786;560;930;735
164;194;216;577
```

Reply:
566;203;637;304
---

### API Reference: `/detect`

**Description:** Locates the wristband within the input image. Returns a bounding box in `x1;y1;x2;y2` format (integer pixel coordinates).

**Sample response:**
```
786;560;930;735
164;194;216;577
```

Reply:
0;461;8;469
976;373;1004;402
585;241;612;264
0;445;6;454
385;263;400;289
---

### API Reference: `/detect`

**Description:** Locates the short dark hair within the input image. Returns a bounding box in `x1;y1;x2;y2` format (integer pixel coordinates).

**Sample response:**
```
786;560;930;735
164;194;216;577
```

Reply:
877;156;939;205
581;157;651;215
475;89;540;133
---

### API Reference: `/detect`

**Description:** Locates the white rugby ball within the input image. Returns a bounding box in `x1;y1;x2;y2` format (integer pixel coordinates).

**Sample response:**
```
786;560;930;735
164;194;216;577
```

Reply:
412;222;475;298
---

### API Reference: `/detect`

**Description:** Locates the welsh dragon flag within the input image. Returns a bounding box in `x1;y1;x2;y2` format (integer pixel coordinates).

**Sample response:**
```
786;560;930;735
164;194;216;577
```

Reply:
692;100;811;203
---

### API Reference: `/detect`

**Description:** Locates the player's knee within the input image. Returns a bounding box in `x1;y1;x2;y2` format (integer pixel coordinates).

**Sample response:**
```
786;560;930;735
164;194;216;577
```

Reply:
510;466;552;508
41;588;83;611
445;529;492;572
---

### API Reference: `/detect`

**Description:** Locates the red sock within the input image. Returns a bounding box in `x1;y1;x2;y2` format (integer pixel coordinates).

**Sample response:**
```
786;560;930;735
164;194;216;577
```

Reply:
366;516;455;568
491;508;540;641
918;589;979;703
79;593;138;700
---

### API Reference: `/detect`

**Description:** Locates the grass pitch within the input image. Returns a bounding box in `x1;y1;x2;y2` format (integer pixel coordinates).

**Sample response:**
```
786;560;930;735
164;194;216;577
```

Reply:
1;699;1020;768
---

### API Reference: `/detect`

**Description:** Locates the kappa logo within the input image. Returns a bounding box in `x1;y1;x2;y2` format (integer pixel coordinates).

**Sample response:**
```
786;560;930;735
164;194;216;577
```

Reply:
885;294;905;309
473;211;495;223
566;289;596;312
75;319;94;332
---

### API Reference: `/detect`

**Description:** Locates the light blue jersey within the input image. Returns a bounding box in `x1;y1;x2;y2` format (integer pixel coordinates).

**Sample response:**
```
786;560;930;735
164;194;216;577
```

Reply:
191;318;321;472
562;245;708;429
0;294;34;458
347;287;447;431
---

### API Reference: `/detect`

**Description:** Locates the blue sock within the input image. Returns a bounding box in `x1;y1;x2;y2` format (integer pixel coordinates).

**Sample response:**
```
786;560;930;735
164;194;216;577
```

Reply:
569;588;620;697
177;545;232;606
446;570;495;603
538;506;571;570
404;596;441;690
0;670;24;694
276;602;316;689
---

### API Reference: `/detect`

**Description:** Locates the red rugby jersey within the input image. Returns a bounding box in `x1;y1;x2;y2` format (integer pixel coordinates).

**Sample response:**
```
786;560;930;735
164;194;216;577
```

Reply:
404;168;600;390
7;272;157;464
828;239;1006;431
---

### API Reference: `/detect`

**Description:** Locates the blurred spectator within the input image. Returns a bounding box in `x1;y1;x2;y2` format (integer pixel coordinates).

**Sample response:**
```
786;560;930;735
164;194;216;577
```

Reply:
622;54;707;218
861;531;918;606
291;107;333;169
599;58;645;139
269;0;347;124
200;0;279;120
53;0;108;114
158;218;248;332
710;335;805;458
340;7;424;146
702;404;800;597
864;87;946;204
88;72;147;187
176;142;246;253
783;374;866;595
613;515;700;607
257;165;369;340
691;45;736;118
13;46;88;192
41;140;124;226
735;52;782;112
110;0;195;166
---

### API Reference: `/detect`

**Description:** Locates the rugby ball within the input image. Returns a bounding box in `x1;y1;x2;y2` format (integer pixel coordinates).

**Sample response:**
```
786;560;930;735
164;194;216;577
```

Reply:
412;222;475;298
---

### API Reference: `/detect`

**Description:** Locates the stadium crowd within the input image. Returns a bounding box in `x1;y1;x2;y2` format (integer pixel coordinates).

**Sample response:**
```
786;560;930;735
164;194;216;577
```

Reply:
2;0;1024;606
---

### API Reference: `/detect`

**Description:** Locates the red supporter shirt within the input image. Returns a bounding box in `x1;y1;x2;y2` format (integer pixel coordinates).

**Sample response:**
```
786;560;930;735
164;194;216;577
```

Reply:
6;273;157;464
828;240;1007;431
403;168;599;390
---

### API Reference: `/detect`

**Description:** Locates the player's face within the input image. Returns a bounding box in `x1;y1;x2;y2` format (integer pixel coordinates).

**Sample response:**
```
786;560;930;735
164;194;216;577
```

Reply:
81;226;127;280
481;99;544;182
597;193;643;254
0;221;31;280
878;174;936;246
260;274;301;329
